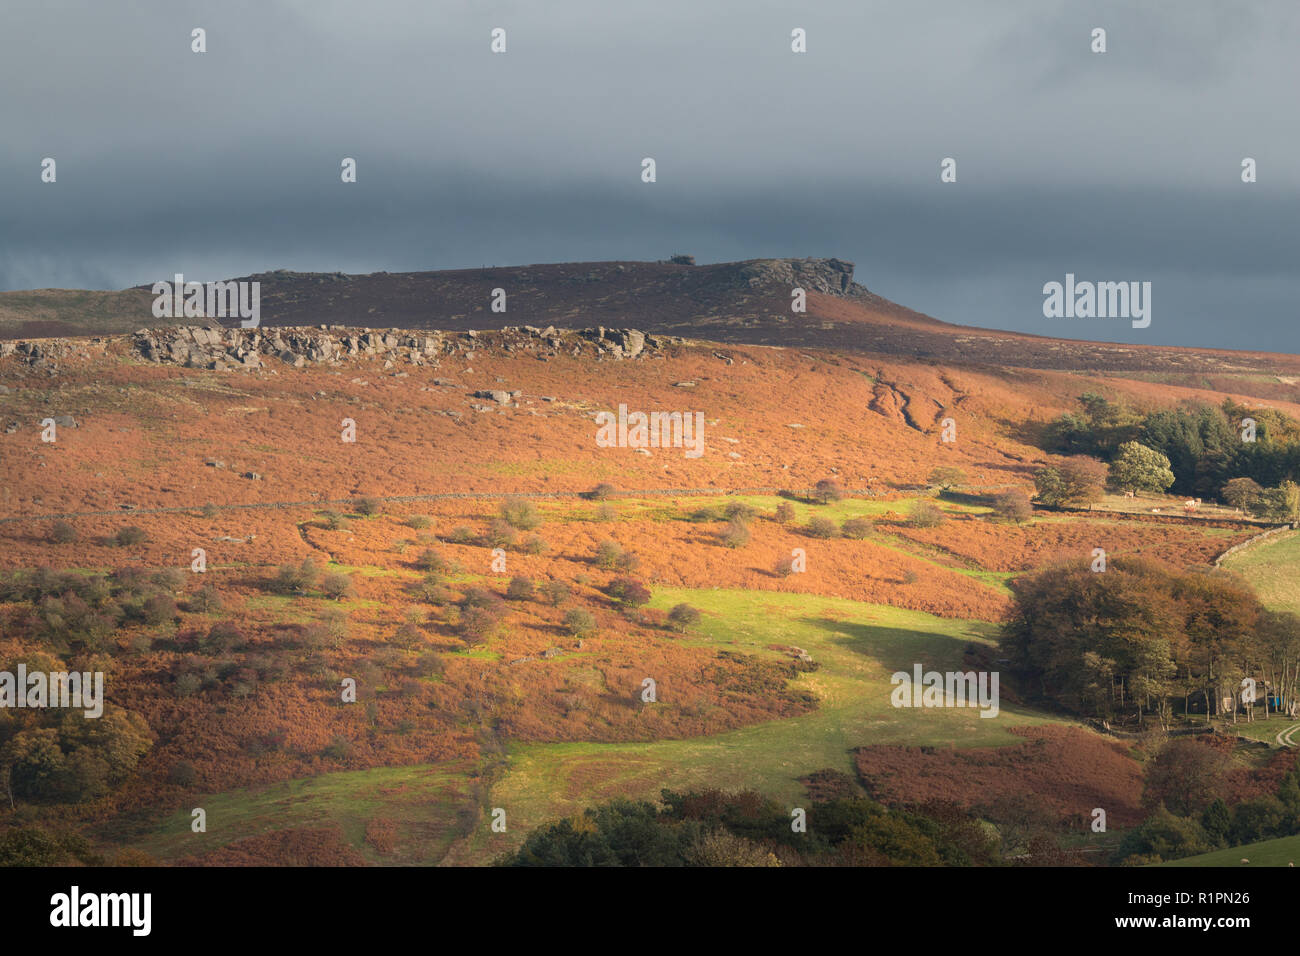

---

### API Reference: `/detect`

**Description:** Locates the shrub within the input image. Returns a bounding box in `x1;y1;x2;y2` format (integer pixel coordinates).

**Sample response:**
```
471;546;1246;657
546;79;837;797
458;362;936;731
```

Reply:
447;525;474;544
414;578;455;606
690;506;721;522
908;501;945;528
353;496;382;516
667;603;701;633
928;466;966;491
813;479;843;505
805;516;839;539
774;556;796;577
991;489;1034;524
114;526;148;547
270;558;319;594
405;515;432;530
723;501;757;521
506;576;535;601
324;510;353;531
151;567;187;593
483;519;516;550
607;577;651;607
595;540;625;570
458;605;502;646
841;517;874;539
589;482;617;501
49;520;76;544
415;549;448;574
563;609;597;639
1222;477;1264;510
200;503;220;519
188;584;224;614
773;502;796;525
321;572;354;600
500;498;542;530
720;518;751;548
141;592;178;626
540;580;570;606
323;736;353;761
168;761;198;787
174;673;203;697
595;503;618;522
522;535;548;555
200;621;245;654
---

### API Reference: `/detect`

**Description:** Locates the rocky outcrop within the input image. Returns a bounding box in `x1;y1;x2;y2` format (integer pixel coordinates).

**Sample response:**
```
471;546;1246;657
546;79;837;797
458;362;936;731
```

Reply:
121;324;675;370
734;257;858;295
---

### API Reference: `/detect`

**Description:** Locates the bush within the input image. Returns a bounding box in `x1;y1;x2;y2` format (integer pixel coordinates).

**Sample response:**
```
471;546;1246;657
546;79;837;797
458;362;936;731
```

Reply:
813;479;843;505
49;520;76;544
595;503;618;522
141;592;178;626
506;576;535;601
595;540;627;570
415;549;448;574
690;506;721;523
589;482;617;501
720;519;751;549
540;580;570;606
200;621;245;654
841;517;874;539
1222;477;1264;510
667;603;701;633
773;502;796;525
405;515;432;530
174;672;203;697
908;501;945;528
458;605;502;646
447;525;474;544
200;503;220;519
188;584;224;614
114;526;148;547
354;497;382;516
805;516;839;539
321;572;354;600
483;519;517;550
928;466;966;491
607;577;651;607
774;556;796;577
522;535;548;555
563;609;597;639
168;761;198;787
723;501;757;521
319;510;350;531
414;577;455;606
151;567;187;593
500;498;542;530
270;558;319;595
991;489;1033;524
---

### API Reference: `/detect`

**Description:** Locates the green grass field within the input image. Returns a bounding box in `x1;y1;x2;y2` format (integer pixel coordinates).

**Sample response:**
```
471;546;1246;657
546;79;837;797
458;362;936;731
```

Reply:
128;764;472;866
448;586;1071;863
1223;528;1300;615
1155;833;1300;867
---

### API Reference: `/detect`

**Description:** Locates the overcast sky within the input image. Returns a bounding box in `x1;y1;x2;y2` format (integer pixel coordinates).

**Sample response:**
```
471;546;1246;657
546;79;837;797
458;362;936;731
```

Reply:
2;0;1297;351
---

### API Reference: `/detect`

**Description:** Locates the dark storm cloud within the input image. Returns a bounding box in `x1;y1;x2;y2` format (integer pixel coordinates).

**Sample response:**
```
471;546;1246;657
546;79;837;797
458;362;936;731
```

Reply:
1;0;1296;351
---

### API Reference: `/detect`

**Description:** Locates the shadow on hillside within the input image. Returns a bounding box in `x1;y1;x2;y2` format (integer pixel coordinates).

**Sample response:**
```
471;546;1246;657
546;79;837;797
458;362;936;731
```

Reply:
795;615;983;676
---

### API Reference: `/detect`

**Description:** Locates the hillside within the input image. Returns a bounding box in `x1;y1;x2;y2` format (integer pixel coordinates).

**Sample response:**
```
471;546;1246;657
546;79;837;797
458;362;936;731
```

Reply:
6;258;1300;388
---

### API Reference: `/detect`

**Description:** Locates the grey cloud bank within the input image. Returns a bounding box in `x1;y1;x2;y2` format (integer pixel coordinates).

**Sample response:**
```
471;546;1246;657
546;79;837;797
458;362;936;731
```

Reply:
1;0;1296;351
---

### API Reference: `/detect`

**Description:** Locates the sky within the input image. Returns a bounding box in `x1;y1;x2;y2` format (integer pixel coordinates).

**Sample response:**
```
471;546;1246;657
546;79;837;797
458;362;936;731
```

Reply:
1;0;1297;352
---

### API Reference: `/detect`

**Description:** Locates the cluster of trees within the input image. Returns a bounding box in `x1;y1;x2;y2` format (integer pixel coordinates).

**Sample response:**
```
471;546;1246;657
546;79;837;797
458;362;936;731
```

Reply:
1046;393;1300;506
1120;742;1300;864
1002;557;1300;727
0;665;154;805
0;566;197;655
501;787;1000;867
